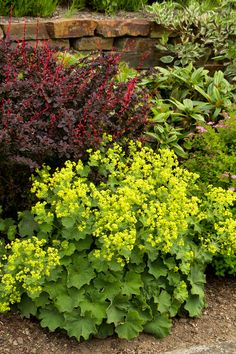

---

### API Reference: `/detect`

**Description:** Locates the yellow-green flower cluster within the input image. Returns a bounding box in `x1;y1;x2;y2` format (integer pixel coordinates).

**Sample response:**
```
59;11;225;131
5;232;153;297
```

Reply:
30;142;204;265
0;237;60;312
32;161;92;231
30;141;236;270
198;186;236;257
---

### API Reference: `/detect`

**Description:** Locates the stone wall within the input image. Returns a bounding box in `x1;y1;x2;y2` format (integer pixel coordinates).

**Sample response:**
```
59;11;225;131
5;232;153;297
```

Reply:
0;17;223;70
0;17;176;68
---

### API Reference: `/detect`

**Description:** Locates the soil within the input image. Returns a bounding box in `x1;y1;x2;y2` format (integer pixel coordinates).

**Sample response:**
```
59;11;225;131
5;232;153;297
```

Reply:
0;273;236;354
0;6;155;24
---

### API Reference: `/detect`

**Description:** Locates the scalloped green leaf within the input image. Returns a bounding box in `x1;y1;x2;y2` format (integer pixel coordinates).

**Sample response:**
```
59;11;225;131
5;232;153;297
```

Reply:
64;316;97;340
18;211;39;237
17;294;37;318
55;293;75;313
144;314;172;338
106;294;130;326
115;310;145;339
39;308;64;331
157;290;171;314
148;259;168;279
121;271;143;296
184;294;205;317
67;256;95;289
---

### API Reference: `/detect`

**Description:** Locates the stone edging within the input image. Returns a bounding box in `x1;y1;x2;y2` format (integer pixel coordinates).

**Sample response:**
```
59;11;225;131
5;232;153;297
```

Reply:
0;18;175;68
0;18;224;70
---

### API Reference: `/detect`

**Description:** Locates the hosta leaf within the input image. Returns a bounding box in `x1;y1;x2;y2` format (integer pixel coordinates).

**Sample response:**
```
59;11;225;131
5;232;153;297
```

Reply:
184;294;205;317
17;294;37;318
64;316;97;340
144;314;172;338
121;271;143;296
39;307;64;331
160;55;174;64
115;310;145;339
148;259;168;279
157;290;171;313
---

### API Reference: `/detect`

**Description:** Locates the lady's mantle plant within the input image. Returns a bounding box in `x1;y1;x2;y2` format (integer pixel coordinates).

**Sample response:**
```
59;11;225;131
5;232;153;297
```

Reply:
0;141;235;340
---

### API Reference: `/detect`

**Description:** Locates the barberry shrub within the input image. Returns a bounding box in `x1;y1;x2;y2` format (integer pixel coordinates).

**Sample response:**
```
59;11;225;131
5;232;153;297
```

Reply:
0;40;150;216
1;142;235;340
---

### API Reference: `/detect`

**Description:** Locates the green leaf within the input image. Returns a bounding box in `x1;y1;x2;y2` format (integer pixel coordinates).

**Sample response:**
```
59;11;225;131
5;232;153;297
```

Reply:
61;216;75;229
157;290;171;313
160;55;175;64
144;314;172;338
96;322;114;338
184;294;205;317
106;294;130;326
79;298;107;325
94;273;122;301
17;294;38;318
33;292;50;308
148;259;168;279
64;313;97;340
39;307;64;331
44;280;66;299
115;310;145;339
167;271;180;286
18;211;39;237
67;256;95;289
121;271;143;296
55;293;75;313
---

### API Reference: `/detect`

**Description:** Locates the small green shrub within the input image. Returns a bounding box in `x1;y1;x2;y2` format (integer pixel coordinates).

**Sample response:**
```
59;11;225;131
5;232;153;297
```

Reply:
89;0;149;14
1;141;235;340
183;114;236;191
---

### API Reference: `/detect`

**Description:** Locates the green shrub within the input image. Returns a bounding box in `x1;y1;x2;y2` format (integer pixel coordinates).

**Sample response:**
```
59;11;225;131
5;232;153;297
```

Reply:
146;0;236;79
1;141;235;340
183;114;236;191
89;0;149;14
142;65;235;155
0;0;58;17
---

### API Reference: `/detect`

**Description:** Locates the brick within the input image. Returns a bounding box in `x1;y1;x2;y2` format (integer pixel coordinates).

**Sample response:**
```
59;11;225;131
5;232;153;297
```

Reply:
114;37;158;52
24;39;70;50
2;22;50;41
72;37;113;51
108;51;164;69
96;19;150;37
47;19;97;38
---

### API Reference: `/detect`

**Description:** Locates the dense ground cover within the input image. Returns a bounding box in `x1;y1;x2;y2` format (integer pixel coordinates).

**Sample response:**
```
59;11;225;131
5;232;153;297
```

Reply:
0;0;236;345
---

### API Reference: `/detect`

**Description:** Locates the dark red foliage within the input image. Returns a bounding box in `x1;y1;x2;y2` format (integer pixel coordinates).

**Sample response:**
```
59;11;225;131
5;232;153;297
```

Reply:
0;40;150;216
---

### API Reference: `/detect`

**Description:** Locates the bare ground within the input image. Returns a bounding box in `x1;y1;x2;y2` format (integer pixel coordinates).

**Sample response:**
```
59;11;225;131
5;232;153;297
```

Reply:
0;273;236;354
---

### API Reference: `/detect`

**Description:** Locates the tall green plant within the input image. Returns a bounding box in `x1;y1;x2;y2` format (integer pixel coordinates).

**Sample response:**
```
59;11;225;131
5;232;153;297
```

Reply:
0;0;58;17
